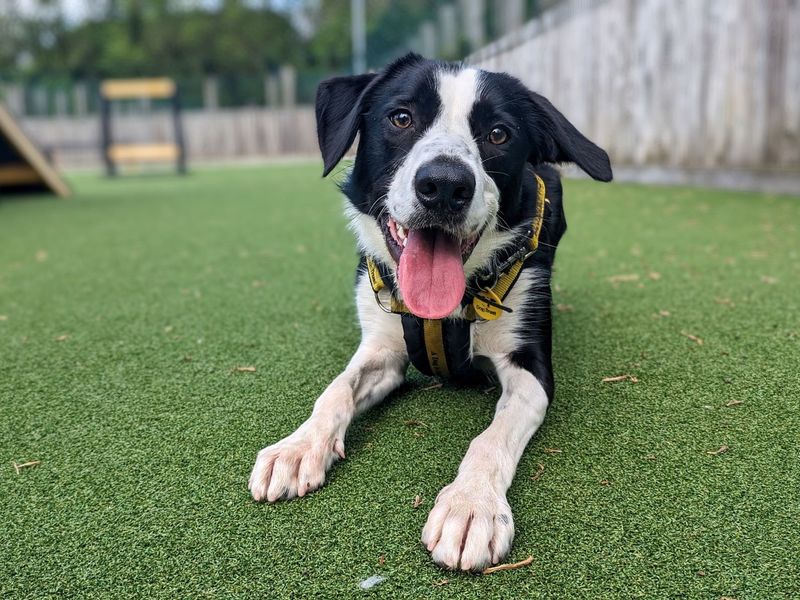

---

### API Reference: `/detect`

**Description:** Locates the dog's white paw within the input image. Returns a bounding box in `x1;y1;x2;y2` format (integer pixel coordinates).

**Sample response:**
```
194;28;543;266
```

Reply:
248;421;345;503
421;477;514;571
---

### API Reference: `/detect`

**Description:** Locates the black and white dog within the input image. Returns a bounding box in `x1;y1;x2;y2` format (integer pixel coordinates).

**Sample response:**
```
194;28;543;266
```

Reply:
249;54;612;571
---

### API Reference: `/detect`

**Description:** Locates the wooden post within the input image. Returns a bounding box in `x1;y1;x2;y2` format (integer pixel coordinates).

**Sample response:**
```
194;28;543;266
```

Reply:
264;74;280;107
438;4;459;58
100;96;115;176
280;66;296;108
419;21;437;57
460;0;485;51
203;76;219;110
73;82;88;117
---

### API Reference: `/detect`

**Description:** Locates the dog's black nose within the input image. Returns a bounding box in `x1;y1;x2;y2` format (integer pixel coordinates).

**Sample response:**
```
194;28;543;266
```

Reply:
414;158;475;213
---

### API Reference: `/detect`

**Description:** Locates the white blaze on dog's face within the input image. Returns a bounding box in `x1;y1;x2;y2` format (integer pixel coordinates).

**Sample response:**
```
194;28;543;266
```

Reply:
386;68;499;239
316;54;613;320
381;67;502;319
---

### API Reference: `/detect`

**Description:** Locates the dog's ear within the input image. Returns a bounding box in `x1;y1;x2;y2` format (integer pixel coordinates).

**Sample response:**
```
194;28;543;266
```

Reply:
525;92;613;182
315;73;377;177
316;53;426;177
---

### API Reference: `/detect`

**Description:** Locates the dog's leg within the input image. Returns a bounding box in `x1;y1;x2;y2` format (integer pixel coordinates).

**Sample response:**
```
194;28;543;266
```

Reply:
421;354;550;571
249;274;407;502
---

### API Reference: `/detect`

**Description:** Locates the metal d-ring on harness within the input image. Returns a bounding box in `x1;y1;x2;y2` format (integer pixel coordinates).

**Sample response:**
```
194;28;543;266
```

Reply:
365;173;549;379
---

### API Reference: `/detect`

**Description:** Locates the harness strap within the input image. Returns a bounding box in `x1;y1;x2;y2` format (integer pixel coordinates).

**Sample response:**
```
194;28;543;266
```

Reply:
364;172;548;378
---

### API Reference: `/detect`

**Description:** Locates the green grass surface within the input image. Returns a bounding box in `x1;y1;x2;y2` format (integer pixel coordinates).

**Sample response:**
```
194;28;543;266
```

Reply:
1;164;798;599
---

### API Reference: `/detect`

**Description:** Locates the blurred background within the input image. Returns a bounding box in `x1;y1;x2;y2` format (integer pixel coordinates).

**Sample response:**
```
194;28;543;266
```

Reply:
0;0;798;192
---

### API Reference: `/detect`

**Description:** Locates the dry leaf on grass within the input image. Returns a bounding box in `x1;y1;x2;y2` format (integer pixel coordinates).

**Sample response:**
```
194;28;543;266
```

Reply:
232;366;256;373
725;400;744;407
707;445;729;456
378;555;385;566
544;448;562;455
11;460;41;474
599;479;611;486
432;579;449;587
531;463;545;482
681;331;704;345
760;275;778;285
164;325;174;333
35;250;48;262
251;280;266;288
556;304;574;313
648;272;662;281
55;334;70;342
715;297;735;307
412;495;423;508
404;419;427;428
602;374;639;383
482;555;534;575
607;273;639;284
657;310;671;318
0;315;8;321
644;455;657;460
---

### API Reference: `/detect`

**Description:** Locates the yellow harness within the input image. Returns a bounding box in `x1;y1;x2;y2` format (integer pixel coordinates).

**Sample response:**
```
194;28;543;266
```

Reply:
364;173;549;378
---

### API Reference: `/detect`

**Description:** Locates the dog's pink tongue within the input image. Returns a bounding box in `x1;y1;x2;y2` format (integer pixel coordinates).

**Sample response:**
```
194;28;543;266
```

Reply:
397;229;465;319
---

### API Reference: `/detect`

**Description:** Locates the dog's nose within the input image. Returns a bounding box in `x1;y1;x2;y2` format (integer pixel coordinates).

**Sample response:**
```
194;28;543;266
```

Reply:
414;158;475;213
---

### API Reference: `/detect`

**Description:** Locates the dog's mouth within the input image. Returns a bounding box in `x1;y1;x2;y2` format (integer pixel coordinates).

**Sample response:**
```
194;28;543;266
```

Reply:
380;215;481;319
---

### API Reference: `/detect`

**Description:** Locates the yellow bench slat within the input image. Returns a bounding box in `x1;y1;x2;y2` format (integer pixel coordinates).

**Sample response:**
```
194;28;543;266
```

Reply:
108;144;180;162
101;78;176;100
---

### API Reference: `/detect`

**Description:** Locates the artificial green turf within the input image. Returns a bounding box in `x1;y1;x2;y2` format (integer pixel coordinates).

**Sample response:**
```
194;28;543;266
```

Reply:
1;164;798;599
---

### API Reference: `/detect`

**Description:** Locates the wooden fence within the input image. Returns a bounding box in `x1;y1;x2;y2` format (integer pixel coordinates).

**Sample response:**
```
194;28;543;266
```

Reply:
19;107;318;169
469;0;800;175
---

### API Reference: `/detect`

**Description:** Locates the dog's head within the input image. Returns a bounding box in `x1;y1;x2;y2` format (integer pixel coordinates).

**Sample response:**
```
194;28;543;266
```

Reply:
316;53;611;319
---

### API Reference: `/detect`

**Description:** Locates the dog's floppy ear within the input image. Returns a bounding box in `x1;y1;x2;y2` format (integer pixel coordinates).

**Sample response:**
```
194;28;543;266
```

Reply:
315;73;377;177
316;53;426;177
526;92;613;182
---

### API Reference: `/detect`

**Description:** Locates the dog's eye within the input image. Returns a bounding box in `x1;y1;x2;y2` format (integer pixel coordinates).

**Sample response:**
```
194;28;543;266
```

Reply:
488;127;509;145
389;110;413;129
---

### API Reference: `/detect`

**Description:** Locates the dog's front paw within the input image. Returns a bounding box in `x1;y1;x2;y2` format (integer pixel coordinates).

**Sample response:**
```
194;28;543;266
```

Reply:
248;421;345;503
420;477;514;571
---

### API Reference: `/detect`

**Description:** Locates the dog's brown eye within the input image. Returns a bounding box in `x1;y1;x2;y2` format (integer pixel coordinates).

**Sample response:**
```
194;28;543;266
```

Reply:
389;110;412;129
488;127;509;145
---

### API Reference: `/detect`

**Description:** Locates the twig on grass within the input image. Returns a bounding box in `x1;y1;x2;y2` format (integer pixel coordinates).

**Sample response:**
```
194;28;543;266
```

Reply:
707;445;729;456
12;460;41;474
420;382;443;392
482;555;534;575
681;331;704;345
531;463;545;482
602;374;638;383
232;366;256;373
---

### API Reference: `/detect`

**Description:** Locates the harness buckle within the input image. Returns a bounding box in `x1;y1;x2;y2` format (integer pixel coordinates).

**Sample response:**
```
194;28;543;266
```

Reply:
373;291;394;314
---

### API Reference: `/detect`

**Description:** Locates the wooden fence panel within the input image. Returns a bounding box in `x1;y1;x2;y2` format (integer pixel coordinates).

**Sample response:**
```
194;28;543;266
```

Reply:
18;108;319;169
469;0;800;172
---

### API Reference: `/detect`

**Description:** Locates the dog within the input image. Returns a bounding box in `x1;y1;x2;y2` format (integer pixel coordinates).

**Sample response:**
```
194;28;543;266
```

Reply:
249;53;612;571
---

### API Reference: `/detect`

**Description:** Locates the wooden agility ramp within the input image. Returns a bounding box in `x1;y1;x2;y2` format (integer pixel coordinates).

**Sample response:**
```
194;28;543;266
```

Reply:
0;103;70;198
